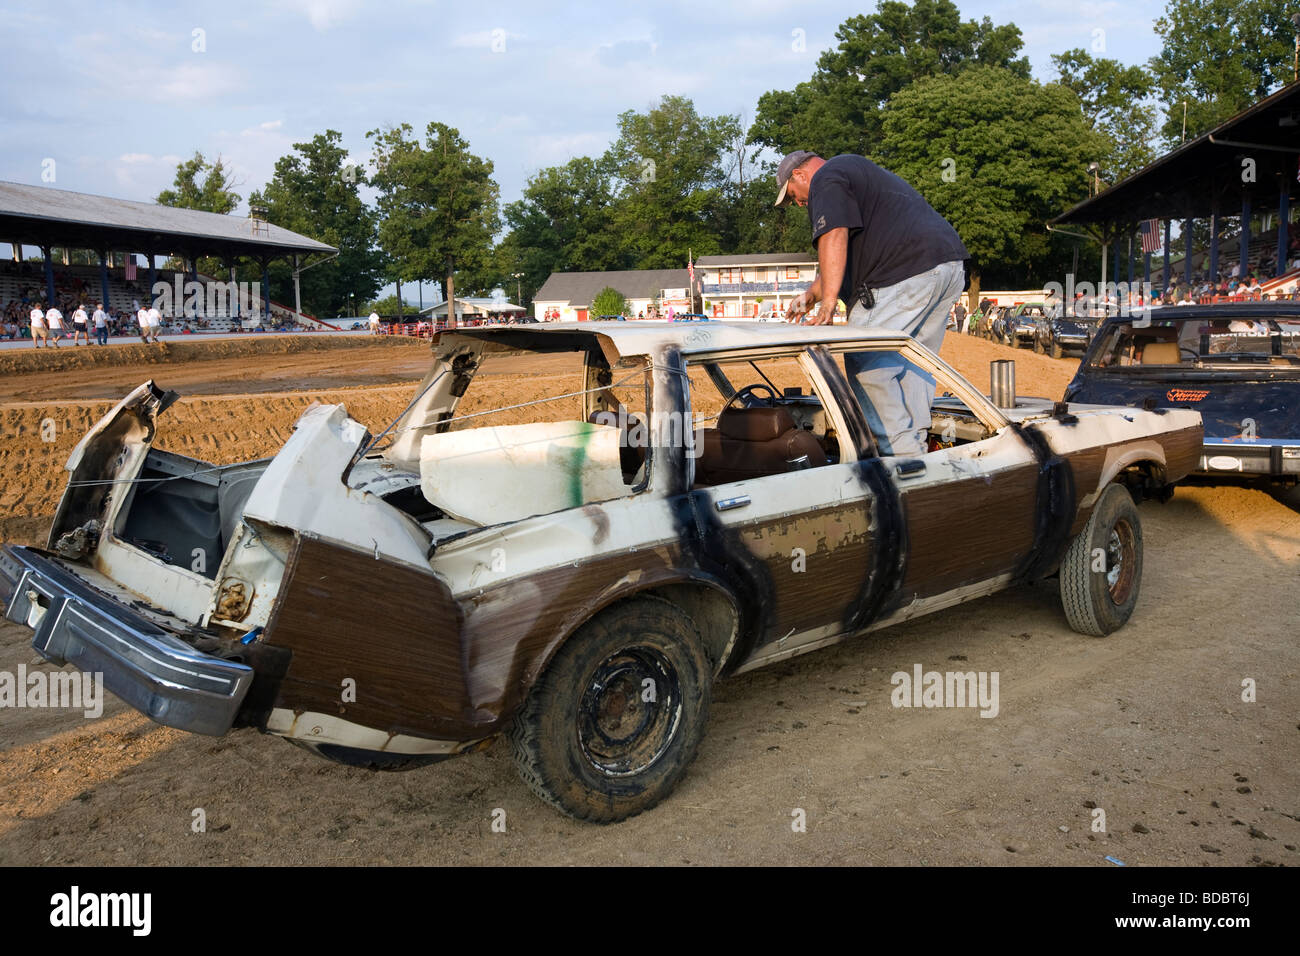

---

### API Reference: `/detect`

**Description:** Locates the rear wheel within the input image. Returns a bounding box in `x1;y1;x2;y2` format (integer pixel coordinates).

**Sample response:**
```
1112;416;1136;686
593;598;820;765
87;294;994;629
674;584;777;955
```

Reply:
1033;337;1045;354
1059;483;1143;636
508;596;712;822
1050;341;1064;359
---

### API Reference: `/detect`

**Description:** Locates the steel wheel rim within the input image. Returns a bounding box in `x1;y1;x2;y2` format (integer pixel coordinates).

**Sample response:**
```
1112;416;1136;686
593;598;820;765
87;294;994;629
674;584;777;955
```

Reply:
1106;519;1137;605
577;646;682;777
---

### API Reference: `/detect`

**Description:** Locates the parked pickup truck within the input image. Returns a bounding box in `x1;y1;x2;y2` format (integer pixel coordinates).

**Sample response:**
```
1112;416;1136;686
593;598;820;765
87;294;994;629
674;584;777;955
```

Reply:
2;323;1202;821
1063;303;1300;485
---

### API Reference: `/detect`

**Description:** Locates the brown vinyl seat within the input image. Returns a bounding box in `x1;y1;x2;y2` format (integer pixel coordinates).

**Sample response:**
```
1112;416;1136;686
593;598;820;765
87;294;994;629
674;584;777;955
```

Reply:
1141;342;1181;365
695;406;828;485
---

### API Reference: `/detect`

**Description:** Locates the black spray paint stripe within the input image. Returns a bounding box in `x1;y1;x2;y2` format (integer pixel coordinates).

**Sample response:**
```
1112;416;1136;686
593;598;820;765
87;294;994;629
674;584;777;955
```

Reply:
1011;422;1078;583
658;346;776;673
842;457;907;634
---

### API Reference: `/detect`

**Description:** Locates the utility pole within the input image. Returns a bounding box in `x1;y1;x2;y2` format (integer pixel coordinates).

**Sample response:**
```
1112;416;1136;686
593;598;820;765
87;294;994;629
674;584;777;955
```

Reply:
1293;13;1300;81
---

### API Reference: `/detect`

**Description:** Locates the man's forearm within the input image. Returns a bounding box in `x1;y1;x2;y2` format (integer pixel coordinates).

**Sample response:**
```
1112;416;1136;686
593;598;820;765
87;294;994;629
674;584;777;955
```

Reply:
808;227;848;324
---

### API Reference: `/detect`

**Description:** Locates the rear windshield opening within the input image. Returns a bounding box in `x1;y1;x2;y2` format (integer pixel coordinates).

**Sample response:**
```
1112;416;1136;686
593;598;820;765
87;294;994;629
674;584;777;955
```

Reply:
1088;318;1300;368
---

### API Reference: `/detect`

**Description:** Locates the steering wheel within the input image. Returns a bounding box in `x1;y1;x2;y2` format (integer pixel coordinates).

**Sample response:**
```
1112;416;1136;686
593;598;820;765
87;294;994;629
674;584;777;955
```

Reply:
725;383;778;410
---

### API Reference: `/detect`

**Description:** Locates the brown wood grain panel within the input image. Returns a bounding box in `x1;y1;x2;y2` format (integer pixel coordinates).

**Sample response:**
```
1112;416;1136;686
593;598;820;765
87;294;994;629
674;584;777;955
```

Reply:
266;535;472;739
900;466;1038;600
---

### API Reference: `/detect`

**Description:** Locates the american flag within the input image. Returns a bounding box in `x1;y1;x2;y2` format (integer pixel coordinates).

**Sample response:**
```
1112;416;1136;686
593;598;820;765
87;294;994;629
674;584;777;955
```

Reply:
1139;219;1162;254
687;250;694;289
124;255;137;280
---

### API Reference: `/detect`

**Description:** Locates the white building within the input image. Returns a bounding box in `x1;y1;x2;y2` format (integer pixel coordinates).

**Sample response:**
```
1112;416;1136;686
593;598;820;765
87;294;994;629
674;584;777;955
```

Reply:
531;269;691;321
696;253;817;319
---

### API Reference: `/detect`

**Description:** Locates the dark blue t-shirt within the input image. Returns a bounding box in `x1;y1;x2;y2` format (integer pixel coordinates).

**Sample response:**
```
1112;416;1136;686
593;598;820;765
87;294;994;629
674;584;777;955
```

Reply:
807;155;969;308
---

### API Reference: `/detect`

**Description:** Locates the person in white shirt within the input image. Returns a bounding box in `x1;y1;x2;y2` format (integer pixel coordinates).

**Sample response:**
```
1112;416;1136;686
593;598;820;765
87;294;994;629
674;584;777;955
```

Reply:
29;305;47;348
71;304;89;345
92;302;109;346
136;306;150;342
45;306;63;345
146;305;163;342
368;310;381;334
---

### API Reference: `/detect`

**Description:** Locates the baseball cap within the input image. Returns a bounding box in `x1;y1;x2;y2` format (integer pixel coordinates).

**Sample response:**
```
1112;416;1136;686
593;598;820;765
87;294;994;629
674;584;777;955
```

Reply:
773;150;817;206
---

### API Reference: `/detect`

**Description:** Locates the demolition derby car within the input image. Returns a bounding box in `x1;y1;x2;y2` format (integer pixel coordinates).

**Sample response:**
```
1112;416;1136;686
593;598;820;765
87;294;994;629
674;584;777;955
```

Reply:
1064;302;1300;485
2;322;1202;822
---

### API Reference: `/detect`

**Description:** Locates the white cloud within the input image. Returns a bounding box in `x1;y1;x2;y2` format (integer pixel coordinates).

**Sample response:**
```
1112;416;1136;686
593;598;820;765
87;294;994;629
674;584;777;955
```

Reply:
278;0;363;31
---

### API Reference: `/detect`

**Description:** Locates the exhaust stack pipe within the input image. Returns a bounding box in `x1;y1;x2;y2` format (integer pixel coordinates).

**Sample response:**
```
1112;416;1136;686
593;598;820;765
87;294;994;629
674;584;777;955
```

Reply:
990;359;1016;409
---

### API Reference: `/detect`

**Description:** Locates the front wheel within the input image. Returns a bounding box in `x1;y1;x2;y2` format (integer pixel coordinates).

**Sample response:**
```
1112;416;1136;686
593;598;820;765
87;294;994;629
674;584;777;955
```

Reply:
1050;341;1064;359
508;596;712;822
1059;483;1143;636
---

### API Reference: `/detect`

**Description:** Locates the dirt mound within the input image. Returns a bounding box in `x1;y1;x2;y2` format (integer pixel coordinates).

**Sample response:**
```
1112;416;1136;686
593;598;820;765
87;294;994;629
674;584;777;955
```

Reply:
0;334;425;377
0;387;415;547
939;334;1077;401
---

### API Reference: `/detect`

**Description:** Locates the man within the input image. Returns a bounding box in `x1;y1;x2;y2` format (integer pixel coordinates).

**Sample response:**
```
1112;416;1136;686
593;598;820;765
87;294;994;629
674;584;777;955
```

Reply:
71;303;90;345
29;303;47;348
92;302;109;346
45;303;64;346
136;304;151;342
777;151;969;457
146;303;163;343
368;309;382;335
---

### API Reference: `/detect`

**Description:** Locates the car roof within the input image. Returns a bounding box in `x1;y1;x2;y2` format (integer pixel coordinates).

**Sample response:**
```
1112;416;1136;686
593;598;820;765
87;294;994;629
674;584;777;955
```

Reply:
1103;302;1300;324
433;319;915;359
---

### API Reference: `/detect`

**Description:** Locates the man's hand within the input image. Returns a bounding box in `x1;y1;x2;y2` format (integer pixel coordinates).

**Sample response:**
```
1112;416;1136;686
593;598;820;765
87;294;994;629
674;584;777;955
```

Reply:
785;290;813;322
803;306;836;326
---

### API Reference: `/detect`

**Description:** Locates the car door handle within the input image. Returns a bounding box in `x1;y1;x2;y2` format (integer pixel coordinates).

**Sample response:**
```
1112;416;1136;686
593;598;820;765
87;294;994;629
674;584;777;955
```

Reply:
715;495;751;512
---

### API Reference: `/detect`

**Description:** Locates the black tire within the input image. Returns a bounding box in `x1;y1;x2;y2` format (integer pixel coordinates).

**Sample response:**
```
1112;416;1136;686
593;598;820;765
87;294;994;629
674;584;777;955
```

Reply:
1059;483;1143;636
508;595;712;823
1033;337;1045;354
1050;341;1064;359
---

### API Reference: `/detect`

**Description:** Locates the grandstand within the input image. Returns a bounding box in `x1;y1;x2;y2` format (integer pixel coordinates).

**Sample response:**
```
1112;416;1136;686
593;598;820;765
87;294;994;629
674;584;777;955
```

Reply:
0;181;337;331
1053;80;1300;293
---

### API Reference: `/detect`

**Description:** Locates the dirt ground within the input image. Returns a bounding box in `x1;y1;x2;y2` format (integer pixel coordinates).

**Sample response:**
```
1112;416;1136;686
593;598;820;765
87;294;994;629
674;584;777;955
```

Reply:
0;330;1296;866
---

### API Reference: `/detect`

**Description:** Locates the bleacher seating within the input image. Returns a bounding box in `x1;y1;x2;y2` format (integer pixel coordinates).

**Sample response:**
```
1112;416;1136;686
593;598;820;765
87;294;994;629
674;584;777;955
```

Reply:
0;260;330;331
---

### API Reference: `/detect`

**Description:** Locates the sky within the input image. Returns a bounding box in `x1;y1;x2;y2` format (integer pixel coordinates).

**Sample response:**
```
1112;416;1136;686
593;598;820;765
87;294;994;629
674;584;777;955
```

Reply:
0;0;1172;300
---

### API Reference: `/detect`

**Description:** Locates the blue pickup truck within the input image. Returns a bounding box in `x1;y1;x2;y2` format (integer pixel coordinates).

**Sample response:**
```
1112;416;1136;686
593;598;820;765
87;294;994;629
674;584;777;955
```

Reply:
1063;303;1300;486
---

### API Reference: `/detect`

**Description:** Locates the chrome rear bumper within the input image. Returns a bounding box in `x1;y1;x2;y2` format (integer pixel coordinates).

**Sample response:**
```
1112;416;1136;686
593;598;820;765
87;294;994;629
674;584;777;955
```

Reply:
0;545;252;735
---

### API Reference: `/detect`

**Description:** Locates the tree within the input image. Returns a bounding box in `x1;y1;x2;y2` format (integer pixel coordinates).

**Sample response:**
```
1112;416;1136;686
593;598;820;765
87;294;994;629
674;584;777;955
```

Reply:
362;293;416;315
749;0;1030;157
494;155;620;305
248;130;385;317
368;122;500;321
602;95;741;269
156;152;241;214
878;65;1107;293
711;171;812;255
1051;49;1159;181
590;287;628;317
1149;0;1296;144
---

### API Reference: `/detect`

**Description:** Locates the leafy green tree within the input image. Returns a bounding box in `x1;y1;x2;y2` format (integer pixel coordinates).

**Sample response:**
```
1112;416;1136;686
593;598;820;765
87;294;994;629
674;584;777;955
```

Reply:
749;0;1030;157
590;287;628;317
368;122;500;322
711;171;812;255
602;95;741;269
878;65;1106;293
494;156;620;304
156;152;241;213
1149;0;1296;144
248;130;385;317
362;293;417;314
1051;49;1159;181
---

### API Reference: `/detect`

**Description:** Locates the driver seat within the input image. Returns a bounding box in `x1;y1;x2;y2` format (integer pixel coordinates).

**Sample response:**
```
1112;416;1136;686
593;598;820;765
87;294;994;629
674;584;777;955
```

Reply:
695;406;828;485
